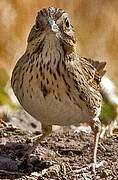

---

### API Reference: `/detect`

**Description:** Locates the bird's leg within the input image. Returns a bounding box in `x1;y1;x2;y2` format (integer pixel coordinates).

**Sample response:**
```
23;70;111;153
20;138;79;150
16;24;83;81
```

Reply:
91;118;103;173
21;124;52;159
31;124;52;154
73;119;106;175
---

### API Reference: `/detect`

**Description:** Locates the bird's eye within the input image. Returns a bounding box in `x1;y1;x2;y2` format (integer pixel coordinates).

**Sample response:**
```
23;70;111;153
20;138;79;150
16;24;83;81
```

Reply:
35;21;40;30
65;18;70;28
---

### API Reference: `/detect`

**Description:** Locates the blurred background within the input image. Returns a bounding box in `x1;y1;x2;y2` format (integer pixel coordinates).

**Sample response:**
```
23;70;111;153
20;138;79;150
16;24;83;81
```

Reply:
0;1;118;133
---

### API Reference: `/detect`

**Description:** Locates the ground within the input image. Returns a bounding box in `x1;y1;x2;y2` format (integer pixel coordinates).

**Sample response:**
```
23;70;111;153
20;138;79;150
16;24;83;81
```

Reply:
0;111;118;180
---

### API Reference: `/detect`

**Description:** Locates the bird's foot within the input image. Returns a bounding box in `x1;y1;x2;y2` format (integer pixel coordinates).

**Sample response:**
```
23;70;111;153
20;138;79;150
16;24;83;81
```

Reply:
18;133;44;167
89;160;107;174
21;143;38;161
73;160;107;174
17;145;38;170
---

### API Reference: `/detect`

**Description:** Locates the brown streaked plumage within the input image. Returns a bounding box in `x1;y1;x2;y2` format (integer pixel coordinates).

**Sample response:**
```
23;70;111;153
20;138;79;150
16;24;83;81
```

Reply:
11;7;106;173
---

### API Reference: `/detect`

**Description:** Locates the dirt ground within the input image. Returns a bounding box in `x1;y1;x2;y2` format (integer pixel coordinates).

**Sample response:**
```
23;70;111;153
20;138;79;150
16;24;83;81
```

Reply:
0;111;118;180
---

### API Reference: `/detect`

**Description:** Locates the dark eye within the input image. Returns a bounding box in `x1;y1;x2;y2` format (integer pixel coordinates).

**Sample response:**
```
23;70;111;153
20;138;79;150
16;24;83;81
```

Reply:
35;21;40;30
65;19;70;28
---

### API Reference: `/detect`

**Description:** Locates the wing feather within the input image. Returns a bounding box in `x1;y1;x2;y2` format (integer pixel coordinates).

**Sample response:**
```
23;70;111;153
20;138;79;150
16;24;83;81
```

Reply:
64;54;106;116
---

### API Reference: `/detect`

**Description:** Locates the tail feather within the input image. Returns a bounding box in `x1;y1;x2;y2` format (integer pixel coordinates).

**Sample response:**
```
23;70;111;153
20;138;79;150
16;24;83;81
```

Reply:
82;57;106;83
80;57;106;91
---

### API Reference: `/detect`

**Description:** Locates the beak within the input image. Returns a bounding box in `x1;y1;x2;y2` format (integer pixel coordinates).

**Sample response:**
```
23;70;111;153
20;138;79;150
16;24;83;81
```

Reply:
48;18;59;33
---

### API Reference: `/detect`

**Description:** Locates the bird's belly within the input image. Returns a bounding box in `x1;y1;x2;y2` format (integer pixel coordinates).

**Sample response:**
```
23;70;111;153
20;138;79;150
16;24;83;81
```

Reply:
20;89;91;126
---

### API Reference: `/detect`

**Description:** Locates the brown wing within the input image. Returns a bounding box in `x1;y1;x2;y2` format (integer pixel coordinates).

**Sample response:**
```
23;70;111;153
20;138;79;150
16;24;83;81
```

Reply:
80;57;106;90
64;54;106;115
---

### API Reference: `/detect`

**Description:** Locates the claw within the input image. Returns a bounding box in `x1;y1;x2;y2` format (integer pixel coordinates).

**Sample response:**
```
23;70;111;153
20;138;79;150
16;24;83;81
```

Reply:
91;160;107;174
73;160;107;174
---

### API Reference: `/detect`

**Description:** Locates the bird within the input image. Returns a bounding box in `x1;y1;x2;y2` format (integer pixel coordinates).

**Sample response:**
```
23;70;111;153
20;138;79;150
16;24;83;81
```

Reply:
11;7;106;173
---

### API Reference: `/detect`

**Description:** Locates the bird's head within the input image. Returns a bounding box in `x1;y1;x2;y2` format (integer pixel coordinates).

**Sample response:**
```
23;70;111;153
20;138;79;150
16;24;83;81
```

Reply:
27;7;76;54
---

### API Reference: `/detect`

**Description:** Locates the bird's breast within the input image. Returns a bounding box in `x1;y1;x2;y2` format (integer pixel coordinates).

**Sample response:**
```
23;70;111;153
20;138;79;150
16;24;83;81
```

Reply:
20;85;92;126
16;56;92;126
